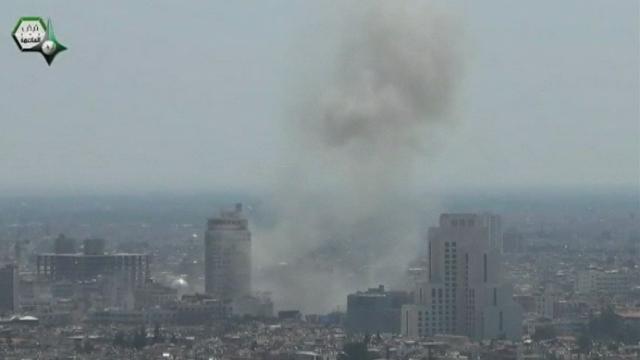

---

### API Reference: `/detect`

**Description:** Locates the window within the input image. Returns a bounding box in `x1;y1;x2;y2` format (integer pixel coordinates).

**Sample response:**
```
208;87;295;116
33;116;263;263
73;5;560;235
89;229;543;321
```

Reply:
428;242;432;281
493;288;497;306
405;311;409;334
483;253;488;282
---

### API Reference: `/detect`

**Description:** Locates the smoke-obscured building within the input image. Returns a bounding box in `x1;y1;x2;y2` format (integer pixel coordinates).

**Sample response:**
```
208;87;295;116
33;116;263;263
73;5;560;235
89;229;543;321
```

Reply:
0;264;17;315
54;234;76;254
133;280;178;310
83;238;106;256
232;293;274;318
346;285;410;334
204;203;251;300
402;213;522;340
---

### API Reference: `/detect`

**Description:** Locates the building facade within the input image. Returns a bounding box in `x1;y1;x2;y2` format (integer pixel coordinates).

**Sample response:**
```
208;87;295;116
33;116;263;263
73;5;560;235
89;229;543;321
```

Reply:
232;293;274;318
346;285;410;334
133;280;178;310
401;213;522;340
0;264;17;315
36;239;149;286
576;269;631;295
53;234;77;254
204;203;252;300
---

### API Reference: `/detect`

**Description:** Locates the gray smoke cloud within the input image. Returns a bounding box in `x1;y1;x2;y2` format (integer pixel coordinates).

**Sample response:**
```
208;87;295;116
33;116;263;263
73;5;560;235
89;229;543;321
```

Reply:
255;1;461;313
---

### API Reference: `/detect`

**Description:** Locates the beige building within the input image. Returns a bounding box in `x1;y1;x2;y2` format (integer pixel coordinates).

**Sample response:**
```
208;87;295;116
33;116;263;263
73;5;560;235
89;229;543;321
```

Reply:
402;213;522;340
204;203;252;300
576;269;630;295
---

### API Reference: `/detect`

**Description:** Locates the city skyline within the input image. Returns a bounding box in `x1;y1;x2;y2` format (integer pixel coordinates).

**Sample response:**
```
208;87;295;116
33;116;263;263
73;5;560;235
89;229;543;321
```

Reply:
0;0;638;358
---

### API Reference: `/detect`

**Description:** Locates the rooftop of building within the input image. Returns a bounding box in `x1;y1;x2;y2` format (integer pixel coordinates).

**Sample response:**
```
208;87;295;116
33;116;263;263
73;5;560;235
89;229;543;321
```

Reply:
217;203;245;218
37;252;148;257
207;203;249;230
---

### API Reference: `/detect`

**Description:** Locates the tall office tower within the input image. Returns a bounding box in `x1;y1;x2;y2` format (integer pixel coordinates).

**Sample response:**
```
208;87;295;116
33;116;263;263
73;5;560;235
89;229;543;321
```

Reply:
204;204;251;300
479;213;503;253
0;264;18;315
402;213;522;340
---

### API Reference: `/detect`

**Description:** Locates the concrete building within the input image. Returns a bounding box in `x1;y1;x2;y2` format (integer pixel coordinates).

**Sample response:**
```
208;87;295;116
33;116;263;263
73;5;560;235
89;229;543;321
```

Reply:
87;294;230;325
53;234;76;254
173;293;230;325
204;203;251;300
576;268;631;295
346;285;410;334
232;293;274;318
83;238;106;256
401;213;522;341
533;289;556;319
133;280;178;310
479;213;503;253
0;264;18;315
36;238;149;286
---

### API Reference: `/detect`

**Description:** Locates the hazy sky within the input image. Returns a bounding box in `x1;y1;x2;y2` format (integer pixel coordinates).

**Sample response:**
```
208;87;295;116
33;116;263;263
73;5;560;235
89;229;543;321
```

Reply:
1;0;638;195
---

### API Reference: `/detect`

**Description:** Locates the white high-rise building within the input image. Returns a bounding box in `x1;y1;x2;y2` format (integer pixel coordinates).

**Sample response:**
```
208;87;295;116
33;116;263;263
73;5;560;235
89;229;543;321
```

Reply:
204;204;251;300
401;213;522;340
480;212;503;253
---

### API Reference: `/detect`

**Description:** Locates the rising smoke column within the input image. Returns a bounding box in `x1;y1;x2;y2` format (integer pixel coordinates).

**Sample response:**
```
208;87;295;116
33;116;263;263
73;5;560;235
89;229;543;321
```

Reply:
312;2;457;163
257;1;461;313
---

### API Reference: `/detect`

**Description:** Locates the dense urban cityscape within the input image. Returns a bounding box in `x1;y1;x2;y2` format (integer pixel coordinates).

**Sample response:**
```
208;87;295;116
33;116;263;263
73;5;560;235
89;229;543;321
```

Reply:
0;194;638;359
2;0;638;359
